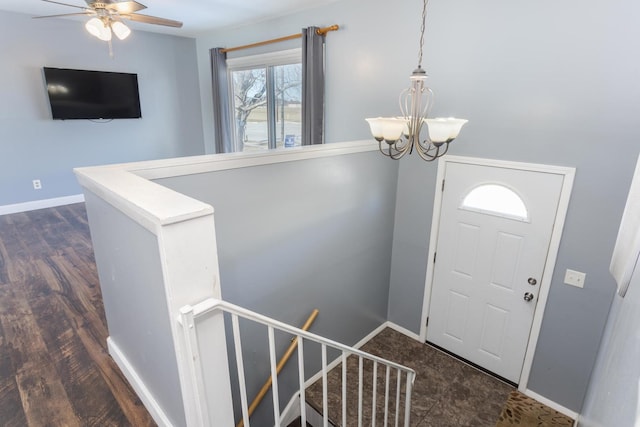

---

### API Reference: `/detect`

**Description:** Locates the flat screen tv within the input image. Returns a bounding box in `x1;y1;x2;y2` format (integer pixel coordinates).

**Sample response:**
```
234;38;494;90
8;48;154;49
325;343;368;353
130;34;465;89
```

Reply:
43;67;142;120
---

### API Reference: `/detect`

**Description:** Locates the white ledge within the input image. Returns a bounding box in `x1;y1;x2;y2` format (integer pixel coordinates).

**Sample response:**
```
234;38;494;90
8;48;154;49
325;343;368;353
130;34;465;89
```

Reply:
74;140;378;234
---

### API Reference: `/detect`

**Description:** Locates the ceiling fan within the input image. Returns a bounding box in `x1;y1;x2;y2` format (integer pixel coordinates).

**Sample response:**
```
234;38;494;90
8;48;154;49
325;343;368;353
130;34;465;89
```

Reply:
34;0;183;42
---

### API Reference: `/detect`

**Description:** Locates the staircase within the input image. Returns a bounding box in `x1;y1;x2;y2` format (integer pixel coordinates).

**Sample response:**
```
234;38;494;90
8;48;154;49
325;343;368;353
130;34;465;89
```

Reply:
178;299;416;427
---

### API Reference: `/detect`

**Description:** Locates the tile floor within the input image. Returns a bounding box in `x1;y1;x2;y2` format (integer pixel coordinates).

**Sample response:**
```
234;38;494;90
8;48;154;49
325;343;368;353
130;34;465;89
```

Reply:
307;327;514;426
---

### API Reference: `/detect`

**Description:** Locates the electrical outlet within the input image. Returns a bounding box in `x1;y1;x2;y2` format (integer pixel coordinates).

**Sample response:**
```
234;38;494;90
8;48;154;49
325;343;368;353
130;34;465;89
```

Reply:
564;269;586;288
32;179;42;190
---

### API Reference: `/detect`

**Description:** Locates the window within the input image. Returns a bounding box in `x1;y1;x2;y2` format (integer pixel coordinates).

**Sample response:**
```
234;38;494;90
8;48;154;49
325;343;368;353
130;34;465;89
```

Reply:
461;184;529;221
227;49;302;152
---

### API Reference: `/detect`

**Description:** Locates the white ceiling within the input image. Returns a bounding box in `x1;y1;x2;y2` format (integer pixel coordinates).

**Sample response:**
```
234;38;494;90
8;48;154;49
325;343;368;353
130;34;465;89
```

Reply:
0;0;342;37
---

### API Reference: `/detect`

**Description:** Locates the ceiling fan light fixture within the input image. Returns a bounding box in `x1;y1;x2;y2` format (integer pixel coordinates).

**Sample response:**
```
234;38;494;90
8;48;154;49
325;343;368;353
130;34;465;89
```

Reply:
85;17;112;41
111;21;131;40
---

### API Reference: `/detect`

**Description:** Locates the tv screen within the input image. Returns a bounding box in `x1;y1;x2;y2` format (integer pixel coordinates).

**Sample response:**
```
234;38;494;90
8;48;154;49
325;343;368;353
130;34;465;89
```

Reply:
43;67;142;120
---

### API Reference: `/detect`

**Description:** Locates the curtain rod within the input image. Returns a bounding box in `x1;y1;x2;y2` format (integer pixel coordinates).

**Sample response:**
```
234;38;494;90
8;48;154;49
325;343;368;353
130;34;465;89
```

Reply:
220;24;339;54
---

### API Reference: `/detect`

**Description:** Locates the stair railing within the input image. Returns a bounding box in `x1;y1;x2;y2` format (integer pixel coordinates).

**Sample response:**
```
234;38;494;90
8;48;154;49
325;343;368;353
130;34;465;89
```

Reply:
178;298;416;427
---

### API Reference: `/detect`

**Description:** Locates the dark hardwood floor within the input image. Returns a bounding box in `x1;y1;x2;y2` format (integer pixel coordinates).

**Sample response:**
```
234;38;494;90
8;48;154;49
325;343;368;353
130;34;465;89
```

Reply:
0;203;155;426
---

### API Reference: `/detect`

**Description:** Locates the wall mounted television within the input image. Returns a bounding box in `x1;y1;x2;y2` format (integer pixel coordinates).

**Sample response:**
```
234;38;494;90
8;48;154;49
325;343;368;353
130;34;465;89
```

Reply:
43;67;142;120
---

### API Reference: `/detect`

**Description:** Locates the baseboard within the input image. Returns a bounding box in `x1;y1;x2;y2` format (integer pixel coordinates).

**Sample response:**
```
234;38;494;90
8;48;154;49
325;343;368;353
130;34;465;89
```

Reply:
384;321;422;342
107;337;175;427
523;388;579;420
0;194;84;215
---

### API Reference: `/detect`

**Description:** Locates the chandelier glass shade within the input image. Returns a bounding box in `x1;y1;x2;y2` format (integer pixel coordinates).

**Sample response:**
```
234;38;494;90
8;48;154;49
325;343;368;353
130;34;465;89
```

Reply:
366;0;467;161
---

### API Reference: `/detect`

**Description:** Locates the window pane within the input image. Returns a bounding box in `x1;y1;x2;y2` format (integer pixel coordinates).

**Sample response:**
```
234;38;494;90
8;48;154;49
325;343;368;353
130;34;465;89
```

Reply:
273;64;302;148
231;68;268;152
461;184;529;221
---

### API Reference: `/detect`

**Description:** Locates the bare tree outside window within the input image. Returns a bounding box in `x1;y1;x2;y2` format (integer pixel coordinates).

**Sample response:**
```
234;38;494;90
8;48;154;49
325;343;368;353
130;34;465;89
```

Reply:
231;63;302;152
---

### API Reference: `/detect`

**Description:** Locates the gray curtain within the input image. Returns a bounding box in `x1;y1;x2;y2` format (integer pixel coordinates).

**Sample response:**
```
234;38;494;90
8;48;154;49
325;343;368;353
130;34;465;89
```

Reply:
301;27;325;145
210;48;234;153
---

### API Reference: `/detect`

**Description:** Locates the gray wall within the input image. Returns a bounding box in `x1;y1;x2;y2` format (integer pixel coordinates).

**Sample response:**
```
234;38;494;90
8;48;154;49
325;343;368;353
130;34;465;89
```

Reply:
156;151;398;424
83;191;185;427
0;10;205;206
194;0;640;412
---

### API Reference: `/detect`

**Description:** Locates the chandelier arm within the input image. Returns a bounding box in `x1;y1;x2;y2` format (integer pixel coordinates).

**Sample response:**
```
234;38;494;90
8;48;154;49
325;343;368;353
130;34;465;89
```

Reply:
415;145;438;162
393;136;411;153
399;88;411;119
388;143;407;160
389;149;405;160
393;138;412;159
438;141;450;157
378;140;393;158
379;140;410;160
417;88;434;146
422;87;434;120
415;143;440;162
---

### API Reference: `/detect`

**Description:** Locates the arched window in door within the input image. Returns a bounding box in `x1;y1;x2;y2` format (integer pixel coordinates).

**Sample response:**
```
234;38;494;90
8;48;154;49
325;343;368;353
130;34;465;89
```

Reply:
460;184;529;222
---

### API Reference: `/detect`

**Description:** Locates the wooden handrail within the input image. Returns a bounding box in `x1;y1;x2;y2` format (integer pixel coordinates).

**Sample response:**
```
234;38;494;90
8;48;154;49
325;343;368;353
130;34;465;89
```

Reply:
236;309;320;427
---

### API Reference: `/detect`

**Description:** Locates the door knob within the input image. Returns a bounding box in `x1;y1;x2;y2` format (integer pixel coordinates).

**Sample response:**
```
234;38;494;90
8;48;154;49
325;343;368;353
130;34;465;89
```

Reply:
528;277;537;286
524;292;535;302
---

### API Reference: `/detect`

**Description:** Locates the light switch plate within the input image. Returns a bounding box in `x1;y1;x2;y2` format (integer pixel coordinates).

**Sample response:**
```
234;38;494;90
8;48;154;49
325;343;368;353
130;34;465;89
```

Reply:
564;269;586;288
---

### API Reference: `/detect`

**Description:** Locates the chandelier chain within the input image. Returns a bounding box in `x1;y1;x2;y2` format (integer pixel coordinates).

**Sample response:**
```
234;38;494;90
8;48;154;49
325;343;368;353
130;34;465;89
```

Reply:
417;0;429;68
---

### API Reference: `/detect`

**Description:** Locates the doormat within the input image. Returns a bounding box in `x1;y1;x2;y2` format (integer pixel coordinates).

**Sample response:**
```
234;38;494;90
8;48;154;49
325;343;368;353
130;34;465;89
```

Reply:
496;391;573;426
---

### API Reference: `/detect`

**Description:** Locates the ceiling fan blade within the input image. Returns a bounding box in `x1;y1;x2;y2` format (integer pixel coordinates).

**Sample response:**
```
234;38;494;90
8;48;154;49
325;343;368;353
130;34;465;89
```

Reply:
102;1;147;14
121;13;183;28
33;12;93;19
42;0;89;10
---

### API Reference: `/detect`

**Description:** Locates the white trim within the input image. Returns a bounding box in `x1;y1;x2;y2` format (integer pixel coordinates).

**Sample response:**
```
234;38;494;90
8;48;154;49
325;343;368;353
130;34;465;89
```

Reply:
131;139;377;180
418;155;575;392
74;140;378;235
419;158;448;342
226;48;302;69
523;388;579;420
107;337;174;427
384;321;421;342
0;194;85;216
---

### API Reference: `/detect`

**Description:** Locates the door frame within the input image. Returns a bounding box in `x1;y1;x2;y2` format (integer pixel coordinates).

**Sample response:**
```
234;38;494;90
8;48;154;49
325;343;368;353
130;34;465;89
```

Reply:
419;155;575;391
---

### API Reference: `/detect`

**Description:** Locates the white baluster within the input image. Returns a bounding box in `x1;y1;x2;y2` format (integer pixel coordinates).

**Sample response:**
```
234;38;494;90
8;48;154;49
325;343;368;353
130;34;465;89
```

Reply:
342;352;347;427
384;365;390;427
268;326;281;426
298;337;306;427
358;356;364;427
322;344;329;427
372;361;378;427
395;368;401;427
232;314;251;427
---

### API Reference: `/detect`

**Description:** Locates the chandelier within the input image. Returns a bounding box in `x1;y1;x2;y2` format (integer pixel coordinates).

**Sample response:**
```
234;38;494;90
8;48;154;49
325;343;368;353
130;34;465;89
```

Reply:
366;0;467;161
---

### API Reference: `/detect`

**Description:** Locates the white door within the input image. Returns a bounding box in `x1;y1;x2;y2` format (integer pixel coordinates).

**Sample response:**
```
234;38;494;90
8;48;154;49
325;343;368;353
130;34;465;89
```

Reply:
426;161;564;383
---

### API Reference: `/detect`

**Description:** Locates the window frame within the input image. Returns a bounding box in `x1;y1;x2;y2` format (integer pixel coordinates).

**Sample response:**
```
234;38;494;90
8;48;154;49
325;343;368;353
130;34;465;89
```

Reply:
226;48;302;152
